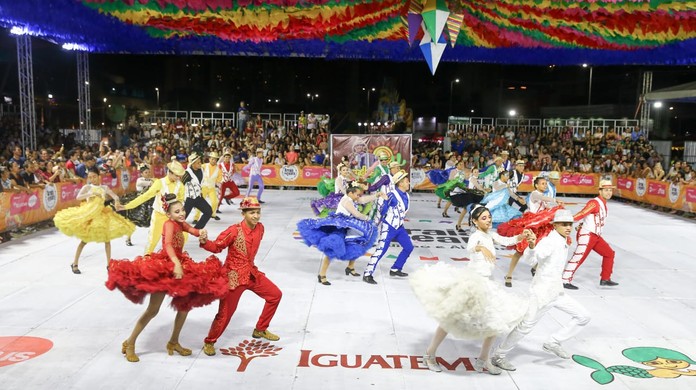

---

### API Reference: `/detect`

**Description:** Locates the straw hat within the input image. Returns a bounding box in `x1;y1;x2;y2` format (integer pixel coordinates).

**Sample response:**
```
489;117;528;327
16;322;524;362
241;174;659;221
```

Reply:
501;150;509;155
552;209;574;223
167;160;185;176
388;161;401;169
515;160;525;165
392;170;409;184
256;148;265;153
378;152;389;161
599;179;616;189
239;196;262;210
208;151;220;160
188;152;201;165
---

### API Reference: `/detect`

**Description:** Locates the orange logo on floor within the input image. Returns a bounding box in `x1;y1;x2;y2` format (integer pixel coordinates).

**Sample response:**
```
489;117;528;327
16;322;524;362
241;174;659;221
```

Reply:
220;339;282;372
0;336;53;368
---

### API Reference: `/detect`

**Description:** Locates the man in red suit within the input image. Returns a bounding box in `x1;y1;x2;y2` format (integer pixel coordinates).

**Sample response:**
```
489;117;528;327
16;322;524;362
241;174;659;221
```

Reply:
217;151;240;208
200;197;282;356
562;180;619;290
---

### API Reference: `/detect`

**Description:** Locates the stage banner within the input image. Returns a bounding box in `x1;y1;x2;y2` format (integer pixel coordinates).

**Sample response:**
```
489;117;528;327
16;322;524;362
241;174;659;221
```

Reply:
0;168;138;233
235;164;330;187
330;134;412;179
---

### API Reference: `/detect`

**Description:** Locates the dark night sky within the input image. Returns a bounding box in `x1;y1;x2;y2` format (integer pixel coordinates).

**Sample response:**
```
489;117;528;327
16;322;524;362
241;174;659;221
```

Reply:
1;33;694;136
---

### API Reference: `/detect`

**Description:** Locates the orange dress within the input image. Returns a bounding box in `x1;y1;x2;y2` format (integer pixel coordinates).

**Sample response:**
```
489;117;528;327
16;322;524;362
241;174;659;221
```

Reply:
106;220;227;311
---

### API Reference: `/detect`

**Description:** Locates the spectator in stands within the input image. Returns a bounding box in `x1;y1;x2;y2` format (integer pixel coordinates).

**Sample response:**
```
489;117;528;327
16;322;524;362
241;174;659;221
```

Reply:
653;161;665;181
9;145;25;168
683;163;694;183
8;161;31;193
285;146;299;165
1;165;15;192
578;158;592;173
75;155;96;179
635;161;652;179
36;159;60;184
22;160;45;188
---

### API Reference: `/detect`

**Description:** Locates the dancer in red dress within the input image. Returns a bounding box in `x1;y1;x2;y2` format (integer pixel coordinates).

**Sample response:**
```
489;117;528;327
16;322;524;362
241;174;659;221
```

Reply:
499;176;563;287
201;197;282;356
107;193;228;362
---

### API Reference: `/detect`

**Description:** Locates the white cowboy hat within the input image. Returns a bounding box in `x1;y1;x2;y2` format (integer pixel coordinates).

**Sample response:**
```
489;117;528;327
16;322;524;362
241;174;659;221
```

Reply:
552;209;574;223
599;179;616;189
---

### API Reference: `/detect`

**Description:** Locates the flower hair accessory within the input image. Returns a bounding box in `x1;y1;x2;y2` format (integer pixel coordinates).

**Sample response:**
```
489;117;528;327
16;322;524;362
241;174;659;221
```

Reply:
161;194;170;212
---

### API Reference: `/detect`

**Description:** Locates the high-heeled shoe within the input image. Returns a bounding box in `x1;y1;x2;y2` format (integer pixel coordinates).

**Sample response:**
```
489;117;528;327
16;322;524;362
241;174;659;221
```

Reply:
345;267;360;277
455;224;463;231
166;342;192;356
317;275;331;285
504;276;513;288
122;340;139;362
442;211;450;218
71;264;81;274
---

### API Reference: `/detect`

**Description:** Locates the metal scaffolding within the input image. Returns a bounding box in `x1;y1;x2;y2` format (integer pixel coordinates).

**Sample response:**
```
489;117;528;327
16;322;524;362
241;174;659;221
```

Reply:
16;34;36;151
639;70;653;136
77;51;91;144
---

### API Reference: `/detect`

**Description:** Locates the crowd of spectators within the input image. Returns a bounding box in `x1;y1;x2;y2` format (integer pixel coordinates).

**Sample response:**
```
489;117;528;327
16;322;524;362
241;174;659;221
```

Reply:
411;125;695;186
0;111;332;193
2;113;696;196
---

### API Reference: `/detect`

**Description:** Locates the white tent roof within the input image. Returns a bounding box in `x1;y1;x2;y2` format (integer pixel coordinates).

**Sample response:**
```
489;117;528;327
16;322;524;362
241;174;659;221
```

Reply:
644;81;696;102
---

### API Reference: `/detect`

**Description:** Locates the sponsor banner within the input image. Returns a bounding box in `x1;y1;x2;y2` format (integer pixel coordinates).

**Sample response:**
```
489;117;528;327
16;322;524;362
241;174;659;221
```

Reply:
518;172;599;194
617;177;634;191
9;191;41;215
686;187;696;203
559;173;596;187
236;164;330;187
612;175;696;212
1;168;138;233
413;171;601;194
330;134;412;180
60;183;82;202
648;181;667;197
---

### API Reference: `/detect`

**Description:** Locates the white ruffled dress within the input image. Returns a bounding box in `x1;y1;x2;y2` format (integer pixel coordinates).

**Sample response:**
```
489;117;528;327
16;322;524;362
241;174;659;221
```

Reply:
410;230;528;339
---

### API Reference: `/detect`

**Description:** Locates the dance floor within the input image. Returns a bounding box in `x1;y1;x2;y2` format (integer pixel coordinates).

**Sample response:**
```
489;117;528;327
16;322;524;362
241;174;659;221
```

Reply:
1;189;695;390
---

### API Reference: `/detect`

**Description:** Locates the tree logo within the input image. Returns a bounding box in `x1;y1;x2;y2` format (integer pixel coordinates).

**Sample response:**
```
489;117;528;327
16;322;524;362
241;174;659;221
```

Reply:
220;339;282;372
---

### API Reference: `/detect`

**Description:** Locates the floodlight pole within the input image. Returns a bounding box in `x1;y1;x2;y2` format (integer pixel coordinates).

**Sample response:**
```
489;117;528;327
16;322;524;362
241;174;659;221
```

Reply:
77;51;91;144
16;34;37;151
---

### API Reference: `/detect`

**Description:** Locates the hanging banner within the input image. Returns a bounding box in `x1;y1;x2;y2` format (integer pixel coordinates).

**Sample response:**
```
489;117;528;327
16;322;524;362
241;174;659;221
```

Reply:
330;134;412;180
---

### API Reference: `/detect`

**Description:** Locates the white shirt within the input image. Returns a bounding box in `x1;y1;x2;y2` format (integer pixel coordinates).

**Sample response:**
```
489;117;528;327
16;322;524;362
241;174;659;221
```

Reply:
466;230;518;278
523;230;570;304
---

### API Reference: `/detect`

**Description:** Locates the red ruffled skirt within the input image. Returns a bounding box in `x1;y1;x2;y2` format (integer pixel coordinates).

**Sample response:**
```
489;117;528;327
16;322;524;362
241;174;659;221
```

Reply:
497;206;564;253
106;252;228;311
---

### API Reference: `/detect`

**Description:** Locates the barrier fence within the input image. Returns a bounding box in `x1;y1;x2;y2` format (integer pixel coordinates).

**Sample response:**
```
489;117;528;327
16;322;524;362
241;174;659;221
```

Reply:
411;170;696;213
1;168;693;233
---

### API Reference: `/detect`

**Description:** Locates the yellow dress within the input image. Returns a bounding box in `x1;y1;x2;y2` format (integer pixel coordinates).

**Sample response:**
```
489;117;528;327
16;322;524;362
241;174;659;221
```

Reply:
54;185;135;243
